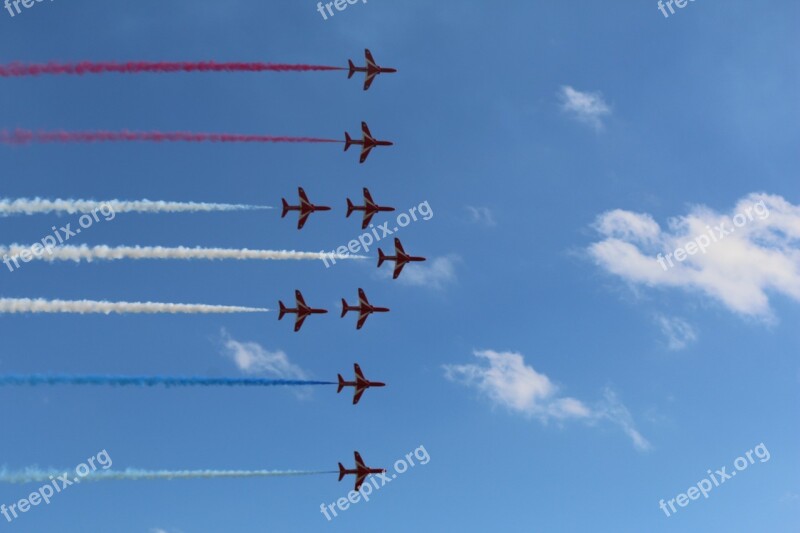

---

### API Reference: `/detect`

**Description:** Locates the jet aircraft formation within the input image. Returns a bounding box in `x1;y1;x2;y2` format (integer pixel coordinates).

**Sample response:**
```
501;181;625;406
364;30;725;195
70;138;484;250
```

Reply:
0;49;410;494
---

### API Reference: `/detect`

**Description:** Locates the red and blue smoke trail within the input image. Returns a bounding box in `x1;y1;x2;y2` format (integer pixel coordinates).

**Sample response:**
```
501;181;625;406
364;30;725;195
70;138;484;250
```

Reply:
0;61;345;77
0;129;341;145
0;375;335;387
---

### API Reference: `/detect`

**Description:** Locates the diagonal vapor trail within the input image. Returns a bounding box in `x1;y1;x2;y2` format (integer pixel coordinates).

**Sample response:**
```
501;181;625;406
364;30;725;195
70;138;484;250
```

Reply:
0;298;269;315
0;130;342;145
0;198;271;215
0;61;346;77
0;468;337;484
0;375;336;387
0;244;362;263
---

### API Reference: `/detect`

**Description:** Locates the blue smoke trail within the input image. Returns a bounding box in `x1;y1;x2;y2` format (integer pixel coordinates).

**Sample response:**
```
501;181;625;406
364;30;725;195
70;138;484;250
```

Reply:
0;375;335;387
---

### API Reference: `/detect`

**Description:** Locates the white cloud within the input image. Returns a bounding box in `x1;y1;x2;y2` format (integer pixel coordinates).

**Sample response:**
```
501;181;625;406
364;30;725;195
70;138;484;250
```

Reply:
465;206;497;227
443;350;650;450
595;388;651;452
588;193;800;319
220;330;307;380
655;315;697;350
395;255;458;289
559;85;611;130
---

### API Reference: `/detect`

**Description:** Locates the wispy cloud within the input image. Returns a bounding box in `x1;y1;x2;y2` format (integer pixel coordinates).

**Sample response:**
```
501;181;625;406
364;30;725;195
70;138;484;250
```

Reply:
588;193;800;320
558;85;611;130
394;255;459;289
443;349;650;450
779;492;800;504
655;315;697;351
465;206;497;227
220;330;307;380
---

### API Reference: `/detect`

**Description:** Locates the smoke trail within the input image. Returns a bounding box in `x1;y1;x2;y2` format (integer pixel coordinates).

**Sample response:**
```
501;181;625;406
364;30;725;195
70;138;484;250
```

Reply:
0;298;268;315
0;198;271;215
0;375;335;387
0;244;362;262
0;61;346;77
0;130;341;145
0;468;337;484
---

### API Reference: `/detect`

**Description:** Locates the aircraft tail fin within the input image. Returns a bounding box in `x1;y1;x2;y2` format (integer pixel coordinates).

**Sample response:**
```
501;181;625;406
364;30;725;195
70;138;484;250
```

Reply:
337;374;345;393
377;248;386;268
347;60;356;79
341;299;350;318
278;301;287;320
346;198;355;218
338;463;346;481
281;198;289;218
344;132;352;151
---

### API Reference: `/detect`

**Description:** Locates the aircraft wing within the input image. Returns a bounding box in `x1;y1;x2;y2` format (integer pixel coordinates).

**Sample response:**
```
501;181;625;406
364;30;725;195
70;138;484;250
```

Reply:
356;311;369;330
354;472;368;491
354;452;366;469
361;211;375;229
297;210;311;229
394;238;406;255
363;72;377;91
354;363;365;380
361;122;373;140
365;49;377;68
353;386;366;405
359;145;374;164
358;288;369;306
392;261;405;280
363;188;375;206
295;290;307;307
294;314;307;332
298;187;310;206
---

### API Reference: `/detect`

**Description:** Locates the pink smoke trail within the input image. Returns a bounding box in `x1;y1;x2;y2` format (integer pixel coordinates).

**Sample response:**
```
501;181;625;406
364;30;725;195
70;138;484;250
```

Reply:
0;61;346;77
0;130;342;145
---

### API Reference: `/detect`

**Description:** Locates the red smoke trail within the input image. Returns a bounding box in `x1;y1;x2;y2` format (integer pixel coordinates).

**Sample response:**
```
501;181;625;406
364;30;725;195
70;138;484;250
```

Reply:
0;61;346;77
0;129;342;145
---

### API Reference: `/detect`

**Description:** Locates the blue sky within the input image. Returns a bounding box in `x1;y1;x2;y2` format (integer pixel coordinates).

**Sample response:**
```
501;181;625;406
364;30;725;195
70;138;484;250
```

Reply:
0;1;798;531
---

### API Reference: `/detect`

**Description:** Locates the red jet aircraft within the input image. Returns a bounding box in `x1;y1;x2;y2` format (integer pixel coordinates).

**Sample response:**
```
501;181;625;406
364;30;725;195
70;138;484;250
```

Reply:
281;187;331;230
377;238;427;279
344;122;393;164
337;363;386;405
346;188;396;229
338;451;386;491
341;288;390;329
347;49;397;91
278;290;328;332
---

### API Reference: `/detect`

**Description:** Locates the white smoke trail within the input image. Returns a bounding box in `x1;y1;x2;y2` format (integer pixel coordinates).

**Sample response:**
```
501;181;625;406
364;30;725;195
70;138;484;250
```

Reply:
0;468;334;483
0;298;269;315
0;198;271;215
0;244;362;263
